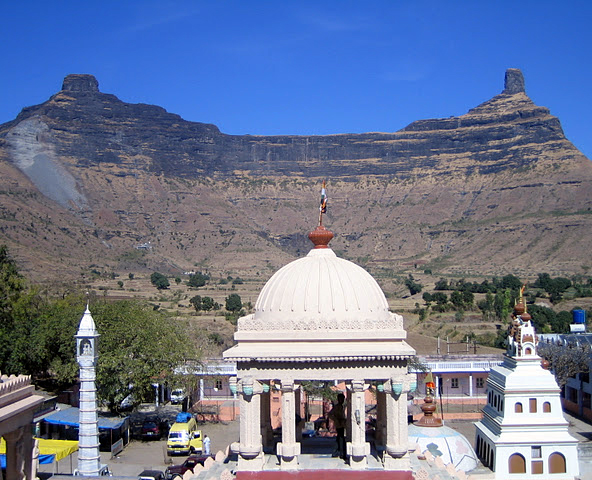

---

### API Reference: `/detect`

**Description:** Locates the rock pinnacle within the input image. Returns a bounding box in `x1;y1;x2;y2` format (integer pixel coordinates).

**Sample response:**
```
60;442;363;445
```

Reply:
62;74;99;93
503;68;525;95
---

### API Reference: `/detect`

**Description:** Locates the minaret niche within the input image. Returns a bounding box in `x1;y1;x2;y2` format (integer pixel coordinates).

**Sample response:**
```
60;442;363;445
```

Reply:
75;305;102;476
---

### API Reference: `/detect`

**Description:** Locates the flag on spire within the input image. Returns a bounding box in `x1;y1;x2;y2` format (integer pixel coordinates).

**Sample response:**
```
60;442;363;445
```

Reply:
319;181;327;214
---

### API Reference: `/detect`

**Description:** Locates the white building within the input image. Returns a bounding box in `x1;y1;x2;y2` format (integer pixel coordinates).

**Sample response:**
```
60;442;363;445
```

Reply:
475;295;579;479
223;224;416;475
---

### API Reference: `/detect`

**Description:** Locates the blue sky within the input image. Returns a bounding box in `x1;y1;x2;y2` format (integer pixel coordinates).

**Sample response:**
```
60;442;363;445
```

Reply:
2;1;592;159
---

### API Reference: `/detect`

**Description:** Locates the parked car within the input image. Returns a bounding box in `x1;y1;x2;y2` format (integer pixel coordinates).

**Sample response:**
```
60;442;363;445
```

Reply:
164;454;214;479
138;469;165;480
141;416;166;440
170;388;186;405
119;394;134;411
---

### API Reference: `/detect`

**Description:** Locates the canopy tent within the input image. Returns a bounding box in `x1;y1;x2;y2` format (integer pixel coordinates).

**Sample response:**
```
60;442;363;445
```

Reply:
43;407;127;429
0;438;78;467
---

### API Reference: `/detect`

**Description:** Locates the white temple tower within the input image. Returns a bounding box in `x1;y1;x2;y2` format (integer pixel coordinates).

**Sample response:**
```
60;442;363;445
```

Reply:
75;306;102;476
475;289;579;479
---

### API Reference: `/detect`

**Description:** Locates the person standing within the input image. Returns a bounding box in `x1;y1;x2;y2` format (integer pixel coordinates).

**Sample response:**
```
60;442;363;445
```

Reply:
329;393;347;460
203;434;211;455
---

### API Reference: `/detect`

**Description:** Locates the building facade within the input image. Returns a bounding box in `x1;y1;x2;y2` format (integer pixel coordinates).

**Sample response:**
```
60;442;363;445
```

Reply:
475;296;579;479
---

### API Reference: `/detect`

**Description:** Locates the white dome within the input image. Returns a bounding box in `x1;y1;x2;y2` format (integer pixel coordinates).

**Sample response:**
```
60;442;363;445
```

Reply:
408;424;478;472
250;247;392;330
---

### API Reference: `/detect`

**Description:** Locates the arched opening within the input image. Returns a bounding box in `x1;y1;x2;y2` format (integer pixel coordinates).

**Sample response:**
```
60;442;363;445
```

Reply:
549;452;566;473
543;401;551;412
509;453;526;473
515;402;523;413
525;347;532;354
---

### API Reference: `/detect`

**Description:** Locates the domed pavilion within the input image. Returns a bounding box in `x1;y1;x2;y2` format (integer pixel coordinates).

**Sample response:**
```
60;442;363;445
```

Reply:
223;224;416;477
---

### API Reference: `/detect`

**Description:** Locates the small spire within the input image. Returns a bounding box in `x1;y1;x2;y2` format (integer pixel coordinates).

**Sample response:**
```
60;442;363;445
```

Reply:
415;373;442;427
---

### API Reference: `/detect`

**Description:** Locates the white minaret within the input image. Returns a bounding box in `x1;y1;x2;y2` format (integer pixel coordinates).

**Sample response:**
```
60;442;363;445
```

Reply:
475;288;579;479
75;305;102;475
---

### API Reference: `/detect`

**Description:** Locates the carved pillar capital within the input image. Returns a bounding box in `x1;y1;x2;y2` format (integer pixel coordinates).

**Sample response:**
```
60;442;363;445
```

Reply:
237;376;264;396
350;380;365;393
383;376;408;397
280;380;295;393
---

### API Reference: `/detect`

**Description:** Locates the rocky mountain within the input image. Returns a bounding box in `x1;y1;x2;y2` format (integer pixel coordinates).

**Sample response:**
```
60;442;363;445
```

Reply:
0;69;590;283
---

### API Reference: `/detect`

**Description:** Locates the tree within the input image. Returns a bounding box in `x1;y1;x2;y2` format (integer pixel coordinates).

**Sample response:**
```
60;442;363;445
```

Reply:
0;245;44;376
189;295;202;312
422;292;433;306
462;291;474;308
225;293;242;312
434;278;448;290
187;272;208;288
500;274;522;290
538;341;591;388
175;277;182;285
432;292;448;305
150;272;169;290
477;292;495;320
494;289;513;321
404;275;423;296
201;296;215;311
450;291;464;309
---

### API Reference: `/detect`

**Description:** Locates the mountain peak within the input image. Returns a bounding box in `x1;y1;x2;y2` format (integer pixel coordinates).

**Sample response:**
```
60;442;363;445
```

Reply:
503;68;525;95
62;74;99;93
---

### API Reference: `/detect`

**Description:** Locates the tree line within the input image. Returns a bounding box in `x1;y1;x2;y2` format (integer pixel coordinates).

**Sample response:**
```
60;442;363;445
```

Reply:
0;245;195;411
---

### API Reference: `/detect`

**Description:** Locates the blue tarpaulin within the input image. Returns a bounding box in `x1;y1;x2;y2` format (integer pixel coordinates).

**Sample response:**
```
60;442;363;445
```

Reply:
43;408;127;430
1;454;55;468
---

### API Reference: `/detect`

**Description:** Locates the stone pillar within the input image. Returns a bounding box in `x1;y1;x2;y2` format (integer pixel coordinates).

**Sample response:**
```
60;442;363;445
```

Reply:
5;427;25;480
260;386;274;450
346;380;370;469
375;388;387;449
277;381;300;470
295;387;302;443
382;375;411;471
22;432;33;480
237;377;264;471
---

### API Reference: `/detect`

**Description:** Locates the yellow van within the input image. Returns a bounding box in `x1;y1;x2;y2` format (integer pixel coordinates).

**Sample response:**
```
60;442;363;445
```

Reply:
166;418;202;455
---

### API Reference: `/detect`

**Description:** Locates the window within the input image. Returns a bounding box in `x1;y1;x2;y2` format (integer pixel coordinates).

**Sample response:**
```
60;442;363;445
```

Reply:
509;453;526;473
532;461;543;474
214;379;223;390
451;378;459;389
549;452;566;474
515;402;523;413
532;446;541;459
543;402;551;413
476;377;484;389
529;398;537;413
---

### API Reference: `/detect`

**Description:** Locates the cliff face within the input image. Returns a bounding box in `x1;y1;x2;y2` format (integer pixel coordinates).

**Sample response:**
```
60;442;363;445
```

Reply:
0;69;590;281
